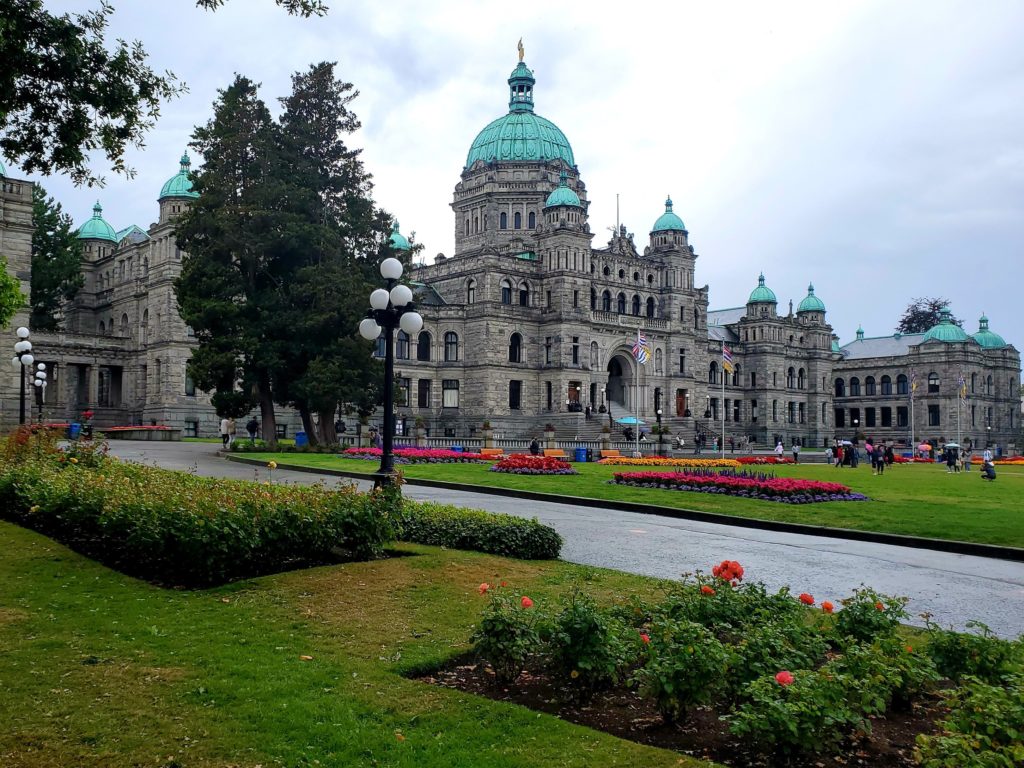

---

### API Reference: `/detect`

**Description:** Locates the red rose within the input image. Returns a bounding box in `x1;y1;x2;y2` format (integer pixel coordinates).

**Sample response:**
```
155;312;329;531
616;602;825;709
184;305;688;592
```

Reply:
775;670;794;686
478;582;490;594
875;601;885;611
700;585;716;596
799;593;814;606
639;632;650;644
520;596;533;608
821;601;834;614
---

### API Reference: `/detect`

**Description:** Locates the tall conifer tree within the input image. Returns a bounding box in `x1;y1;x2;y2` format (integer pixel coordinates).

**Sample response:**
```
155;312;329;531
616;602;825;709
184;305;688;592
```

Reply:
30;184;84;330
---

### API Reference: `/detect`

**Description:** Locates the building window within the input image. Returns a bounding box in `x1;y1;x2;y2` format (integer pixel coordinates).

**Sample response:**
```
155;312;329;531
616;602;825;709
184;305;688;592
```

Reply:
417;331;431;361
616;293;626;313
835;378;846;397
733;400;741;422
499;212;507;229
787;401;795;423
772;400;778;421
928;404;940;426
545;336;552;365
787;367;795;388
678;348;686;374
573;290;579;308
590;341;598;367
631;295;640;315
185;374;195;397
509;333;522;363
986;375;993;395
971;372;976;393
709;361;719;384
514;212;522;229
509;380;522;410
545;381;553;410
601;290;611;311
528;212;536;229
467;279;476;303
396;331;410;360
519;282;530;306
799;402;806;423
928;372;939;394
444;332;459;362
850;407;860;427
881;375;892;395
655;348;663;375
396;377;411;407
896;374;908;395
374;336;386;358
865;407;876;427
865;376;876;396
646;297;655;318
751;399;758;422
500;280;512;304
442;379;459;408
798;368;805;390
750;371;757;388
850;377;861;396
417;379;431;408
571;336;579;365
183;420;198;438
821;402;827;426
835;408;845;427
881;407;892;426
897;406;908;427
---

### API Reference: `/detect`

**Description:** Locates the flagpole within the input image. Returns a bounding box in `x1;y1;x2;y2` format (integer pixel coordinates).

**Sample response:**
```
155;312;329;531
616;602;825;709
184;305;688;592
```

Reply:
909;370;915;450
957;372;963;447
635;328;641;457
721;340;726;458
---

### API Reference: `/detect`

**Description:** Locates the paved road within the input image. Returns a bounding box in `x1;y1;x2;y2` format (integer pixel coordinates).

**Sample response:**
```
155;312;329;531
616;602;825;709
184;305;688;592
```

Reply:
107;441;1024;638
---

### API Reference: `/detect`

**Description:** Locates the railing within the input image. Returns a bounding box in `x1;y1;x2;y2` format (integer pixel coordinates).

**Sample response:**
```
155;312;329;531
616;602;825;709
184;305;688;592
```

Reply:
591;311;668;331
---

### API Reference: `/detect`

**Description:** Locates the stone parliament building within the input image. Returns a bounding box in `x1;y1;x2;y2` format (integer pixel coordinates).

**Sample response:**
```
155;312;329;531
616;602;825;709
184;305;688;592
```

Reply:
1;53;1019;450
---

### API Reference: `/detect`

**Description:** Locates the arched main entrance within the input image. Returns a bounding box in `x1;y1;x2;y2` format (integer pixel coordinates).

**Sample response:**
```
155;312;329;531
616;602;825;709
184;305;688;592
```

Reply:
606;354;634;409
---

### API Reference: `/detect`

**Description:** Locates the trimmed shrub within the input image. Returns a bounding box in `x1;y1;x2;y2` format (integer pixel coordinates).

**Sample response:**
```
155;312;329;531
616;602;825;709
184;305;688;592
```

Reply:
394;501;562;560
925;618;1023;684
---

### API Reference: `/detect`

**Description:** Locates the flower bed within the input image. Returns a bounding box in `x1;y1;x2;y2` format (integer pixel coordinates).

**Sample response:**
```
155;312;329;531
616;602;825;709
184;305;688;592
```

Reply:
971;456;1024;465
597;456;741;468
342;447;488;464
735;455;795;465
490;454;577;475
611;469;867;503
892;456;936;463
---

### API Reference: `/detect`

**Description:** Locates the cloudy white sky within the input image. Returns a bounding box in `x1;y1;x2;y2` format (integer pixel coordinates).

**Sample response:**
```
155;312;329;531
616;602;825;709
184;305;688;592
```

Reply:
23;0;1024;345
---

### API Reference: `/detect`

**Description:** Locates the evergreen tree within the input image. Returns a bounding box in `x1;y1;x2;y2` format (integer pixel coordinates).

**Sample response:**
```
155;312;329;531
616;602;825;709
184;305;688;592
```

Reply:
30;184;83;330
0;257;24;330
896;297;962;334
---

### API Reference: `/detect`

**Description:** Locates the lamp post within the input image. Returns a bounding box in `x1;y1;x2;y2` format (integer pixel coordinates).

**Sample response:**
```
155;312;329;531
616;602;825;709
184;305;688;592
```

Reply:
32;363;48;423
987;424;991;447
656;407;664;456
357;257;423;487
10;327;34;425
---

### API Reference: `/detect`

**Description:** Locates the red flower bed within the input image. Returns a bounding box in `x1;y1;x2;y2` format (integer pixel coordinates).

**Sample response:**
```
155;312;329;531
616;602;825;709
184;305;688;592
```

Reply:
735;456;795;465
490;454;577;475
891;456;935;464
342;447;487;464
104;425;173;431
612;470;867;503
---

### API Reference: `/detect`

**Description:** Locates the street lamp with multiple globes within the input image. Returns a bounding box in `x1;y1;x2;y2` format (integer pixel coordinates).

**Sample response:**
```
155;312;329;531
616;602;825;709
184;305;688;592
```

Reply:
32;363;48;423
357;257;423;486
11;326;34;424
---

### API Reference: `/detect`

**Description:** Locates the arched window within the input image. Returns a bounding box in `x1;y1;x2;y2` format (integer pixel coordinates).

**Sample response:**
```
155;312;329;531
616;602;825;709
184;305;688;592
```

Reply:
508;332;522;363
444;332;459;362
798;368;805;390
881;375;892;395
632;271;640;281
417;331;431;361
971;372;977;393
464;219;470;236
733;364;741;387
601;290;611;311
514;212;522;229
616;293;626;313
499;212;507;229
528;212;536;229
655;348;663;374
518;282;529;307
473;216;479;233
835;378;846;397
500;279;512;304
709;360;719;384
467;279;476;304
374;335;386;357
928;372;939;393
850;377;861;396
120;313;129;337
590;341;598;367
647;274;654;284
986;374;993;395
896;374;908;395
631;295;641;315
140;309;149;344
865;376;876;396
396;331;410;360
646;297;655;318
590;288;596;310
787;367;795;388
98;320;105;334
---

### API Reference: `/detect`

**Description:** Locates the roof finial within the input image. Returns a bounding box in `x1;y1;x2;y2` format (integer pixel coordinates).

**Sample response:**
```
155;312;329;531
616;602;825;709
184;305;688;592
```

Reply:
517;38;524;62
93;200;103;217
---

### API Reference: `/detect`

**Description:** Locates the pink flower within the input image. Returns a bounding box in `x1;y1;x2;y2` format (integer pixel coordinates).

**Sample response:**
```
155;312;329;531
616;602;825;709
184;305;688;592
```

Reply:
775;670;794;686
639;632;650;644
478;582;490;594
520;596;534;608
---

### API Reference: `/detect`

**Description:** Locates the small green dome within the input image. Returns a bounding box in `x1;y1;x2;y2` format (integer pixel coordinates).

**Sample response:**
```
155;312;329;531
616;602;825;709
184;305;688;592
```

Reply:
971;314;1006;349
389;220;411;251
651;196;686;232
77;201;118;242
747;273;777;304
831;336;841;353
465;59;575;168
159;153;199;200
545;170;581;208
797;283;826;313
922;307;969;343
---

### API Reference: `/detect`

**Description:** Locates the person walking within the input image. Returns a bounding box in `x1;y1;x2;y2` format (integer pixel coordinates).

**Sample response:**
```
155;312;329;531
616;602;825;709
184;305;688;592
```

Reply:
529;437;540;455
774;441;784;458
226;417;236;448
946;445;957;473
962;447;971;472
246;417;259;445
791;441;800;464
885;445;895;467
825;445;833;465
835;443;843;468
220;416;231;448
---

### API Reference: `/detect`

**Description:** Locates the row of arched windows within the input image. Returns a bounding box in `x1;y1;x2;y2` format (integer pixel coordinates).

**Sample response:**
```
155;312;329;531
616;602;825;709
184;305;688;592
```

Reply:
600;265;656;284
377;331;461;362
594;290;658;318
464;211;538;235
835;374;909;398
465;278;530;306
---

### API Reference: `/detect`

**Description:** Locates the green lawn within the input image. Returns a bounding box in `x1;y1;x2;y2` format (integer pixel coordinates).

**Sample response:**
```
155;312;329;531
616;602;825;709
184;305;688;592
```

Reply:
237;453;1024;549
0;521;705;768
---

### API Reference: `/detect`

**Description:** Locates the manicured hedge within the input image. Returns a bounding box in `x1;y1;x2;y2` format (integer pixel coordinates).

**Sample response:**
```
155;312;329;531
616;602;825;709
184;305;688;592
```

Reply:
394;501;562;560
0;456;393;587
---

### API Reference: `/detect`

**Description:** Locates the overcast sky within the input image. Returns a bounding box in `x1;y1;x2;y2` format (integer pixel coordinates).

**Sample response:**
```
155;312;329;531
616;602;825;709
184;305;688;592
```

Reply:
26;0;1024;346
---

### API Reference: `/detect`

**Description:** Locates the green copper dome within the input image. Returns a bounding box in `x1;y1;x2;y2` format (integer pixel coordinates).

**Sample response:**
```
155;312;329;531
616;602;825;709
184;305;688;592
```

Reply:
831;336;841;353
652;196;686;232
77;201;118;242
922;307;969;343
797;283;826;313
389;220;411;251
545;170;581;207
747;273;777;304
971;314;1006;349
159;153;199;200
465;60;575;168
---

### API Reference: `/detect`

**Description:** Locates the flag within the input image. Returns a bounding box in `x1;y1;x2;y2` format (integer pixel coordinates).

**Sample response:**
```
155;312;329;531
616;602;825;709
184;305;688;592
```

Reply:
722;343;734;373
632;329;651;364
910;370;918;398
958;373;967;403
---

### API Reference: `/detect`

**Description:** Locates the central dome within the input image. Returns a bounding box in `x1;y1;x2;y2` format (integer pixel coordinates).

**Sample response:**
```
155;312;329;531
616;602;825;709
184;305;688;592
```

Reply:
465;60;575;169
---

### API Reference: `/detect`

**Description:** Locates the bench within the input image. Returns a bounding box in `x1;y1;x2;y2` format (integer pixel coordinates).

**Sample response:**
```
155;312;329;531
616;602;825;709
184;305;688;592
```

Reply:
543;449;567;459
480;448;505;458
600;449;622;459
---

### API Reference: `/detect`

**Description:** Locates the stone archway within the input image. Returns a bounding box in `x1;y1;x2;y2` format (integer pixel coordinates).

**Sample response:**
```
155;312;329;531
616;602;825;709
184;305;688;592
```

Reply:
606;354;634;409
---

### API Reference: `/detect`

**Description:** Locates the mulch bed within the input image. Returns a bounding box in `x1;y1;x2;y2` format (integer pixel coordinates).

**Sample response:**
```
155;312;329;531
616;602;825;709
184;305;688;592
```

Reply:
416;654;946;767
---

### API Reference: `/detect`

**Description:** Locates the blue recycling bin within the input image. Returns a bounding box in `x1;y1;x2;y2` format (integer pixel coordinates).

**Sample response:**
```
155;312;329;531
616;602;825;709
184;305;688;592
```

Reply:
451;445;463;453
294;431;308;447
68;422;81;440
574;447;588;463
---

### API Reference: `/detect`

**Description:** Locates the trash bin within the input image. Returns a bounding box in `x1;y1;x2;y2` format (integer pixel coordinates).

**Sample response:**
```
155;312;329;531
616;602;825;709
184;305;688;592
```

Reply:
68;423;81;440
451;445;463;453
901;452;913;460
574;447;588;463
294;431;308;447
82;424;93;439
586;448;594;462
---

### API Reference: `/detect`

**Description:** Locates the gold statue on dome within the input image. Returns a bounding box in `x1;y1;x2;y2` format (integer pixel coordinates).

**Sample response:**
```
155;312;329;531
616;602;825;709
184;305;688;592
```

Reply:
517;38;524;62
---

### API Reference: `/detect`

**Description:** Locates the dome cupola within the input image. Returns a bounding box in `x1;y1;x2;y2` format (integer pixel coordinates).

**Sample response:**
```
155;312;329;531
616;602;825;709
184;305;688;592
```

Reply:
76;201;118;242
970;314;1006;349
159;152;199;200
922;307;969;343
389;220;411;251
652;196;686;232
797;283;826;313
747;273;777;304
544;170;581;208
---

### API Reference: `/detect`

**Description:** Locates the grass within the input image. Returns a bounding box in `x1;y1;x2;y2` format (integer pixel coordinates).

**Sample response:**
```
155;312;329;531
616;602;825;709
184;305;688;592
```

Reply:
237;454;1024;549
0;520;707;768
